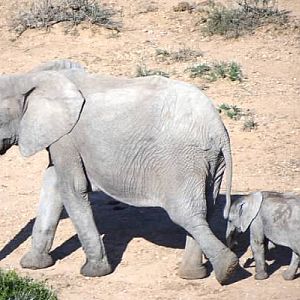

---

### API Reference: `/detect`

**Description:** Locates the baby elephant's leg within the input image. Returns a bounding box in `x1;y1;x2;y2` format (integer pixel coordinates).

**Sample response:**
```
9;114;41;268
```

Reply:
250;227;268;280
283;252;299;280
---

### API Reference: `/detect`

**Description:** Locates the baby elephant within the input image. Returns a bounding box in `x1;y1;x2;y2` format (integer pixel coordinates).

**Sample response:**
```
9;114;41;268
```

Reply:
226;191;300;280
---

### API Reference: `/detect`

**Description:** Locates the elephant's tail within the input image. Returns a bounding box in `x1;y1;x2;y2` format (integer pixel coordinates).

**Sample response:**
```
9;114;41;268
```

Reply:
221;134;232;219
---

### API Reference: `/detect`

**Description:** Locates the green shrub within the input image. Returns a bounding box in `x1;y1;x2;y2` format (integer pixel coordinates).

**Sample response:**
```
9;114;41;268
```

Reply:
218;103;258;130
186;61;243;82
226;61;243;81
0;269;57;300
186;63;211;78
201;0;289;38
136;65;169;78
11;0;121;36
218;103;243;120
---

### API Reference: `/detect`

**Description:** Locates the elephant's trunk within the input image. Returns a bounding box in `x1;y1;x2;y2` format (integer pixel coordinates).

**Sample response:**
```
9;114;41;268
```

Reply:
226;232;234;249
226;225;237;249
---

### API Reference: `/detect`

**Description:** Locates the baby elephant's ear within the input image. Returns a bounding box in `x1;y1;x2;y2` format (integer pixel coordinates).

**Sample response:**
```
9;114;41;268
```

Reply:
19;71;85;157
240;192;263;232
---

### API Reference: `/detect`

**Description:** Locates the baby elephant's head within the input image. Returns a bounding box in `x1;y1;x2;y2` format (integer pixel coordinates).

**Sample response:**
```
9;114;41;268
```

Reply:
226;192;263;248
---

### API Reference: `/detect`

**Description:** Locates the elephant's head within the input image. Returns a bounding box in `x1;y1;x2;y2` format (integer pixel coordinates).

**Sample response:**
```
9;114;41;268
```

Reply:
0;70;85;157
226;192;263;248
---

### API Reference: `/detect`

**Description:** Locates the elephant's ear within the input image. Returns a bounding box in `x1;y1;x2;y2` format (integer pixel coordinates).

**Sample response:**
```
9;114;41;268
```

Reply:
239;192;263;232
19;71;85;157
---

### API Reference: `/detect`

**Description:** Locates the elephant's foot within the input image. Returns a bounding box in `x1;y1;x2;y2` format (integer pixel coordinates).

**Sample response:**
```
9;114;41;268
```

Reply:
211;248;239;285
255;271;269;280
282;270;295;281
178;264;207;280
20;251;54;269
80;259;112;277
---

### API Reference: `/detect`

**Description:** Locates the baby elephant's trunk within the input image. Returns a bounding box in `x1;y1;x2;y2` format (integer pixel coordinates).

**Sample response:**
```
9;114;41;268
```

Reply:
226;223;237;249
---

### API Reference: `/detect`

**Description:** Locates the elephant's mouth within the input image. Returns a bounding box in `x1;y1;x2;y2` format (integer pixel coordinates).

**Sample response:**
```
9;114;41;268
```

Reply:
226;230;239;249
0;139;13;155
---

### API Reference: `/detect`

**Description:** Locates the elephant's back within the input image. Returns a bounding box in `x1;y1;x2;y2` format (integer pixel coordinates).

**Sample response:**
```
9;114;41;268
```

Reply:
261;195;300;251
77;75;226;152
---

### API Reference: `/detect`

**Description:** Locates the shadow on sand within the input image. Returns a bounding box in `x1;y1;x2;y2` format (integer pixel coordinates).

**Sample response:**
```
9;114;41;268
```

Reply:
0;193;294;283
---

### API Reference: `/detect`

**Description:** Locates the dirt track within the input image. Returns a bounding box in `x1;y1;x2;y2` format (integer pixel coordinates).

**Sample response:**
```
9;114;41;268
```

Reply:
0;0;300;299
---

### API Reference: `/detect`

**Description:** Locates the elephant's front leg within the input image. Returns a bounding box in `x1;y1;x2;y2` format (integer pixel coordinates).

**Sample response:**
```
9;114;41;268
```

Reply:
62;188;111;277
51;144;111;277
21;166;63;269
250;224;268;280
178;235;207;279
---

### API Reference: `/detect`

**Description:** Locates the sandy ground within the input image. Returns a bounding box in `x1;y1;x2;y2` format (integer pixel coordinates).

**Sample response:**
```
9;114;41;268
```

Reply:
0;0;300;299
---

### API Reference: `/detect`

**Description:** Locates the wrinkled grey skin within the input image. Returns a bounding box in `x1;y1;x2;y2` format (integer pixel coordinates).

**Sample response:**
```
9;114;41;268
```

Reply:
226;191;300;280
0;60;238;284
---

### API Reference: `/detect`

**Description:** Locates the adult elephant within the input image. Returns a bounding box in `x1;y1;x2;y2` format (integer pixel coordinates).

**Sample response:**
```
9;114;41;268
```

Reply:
0;60;238;284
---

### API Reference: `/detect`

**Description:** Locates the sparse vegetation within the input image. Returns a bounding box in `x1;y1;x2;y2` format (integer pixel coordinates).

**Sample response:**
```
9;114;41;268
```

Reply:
137;3;159;14
155;49;171;59
11;0;121;36
0;269;57;300
243;117;258;131
218;103;258;131
136;65;169;78
156;48;203;62
201;0;290;38
186;61;243;82
218;103;243;120
173;2;194;12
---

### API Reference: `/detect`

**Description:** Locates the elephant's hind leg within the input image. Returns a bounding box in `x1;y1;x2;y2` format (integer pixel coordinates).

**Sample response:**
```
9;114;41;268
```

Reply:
178;235;207;279
165;185;238;284
21;166;62;269
283;252;299;280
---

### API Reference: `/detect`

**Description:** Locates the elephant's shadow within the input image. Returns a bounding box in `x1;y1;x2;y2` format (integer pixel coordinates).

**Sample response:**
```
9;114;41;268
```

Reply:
51;192;187;268
0;191;186;271
0;193;294;282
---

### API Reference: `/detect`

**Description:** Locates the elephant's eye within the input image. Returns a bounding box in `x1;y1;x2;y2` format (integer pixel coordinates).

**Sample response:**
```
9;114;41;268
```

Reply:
238;204;244;217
